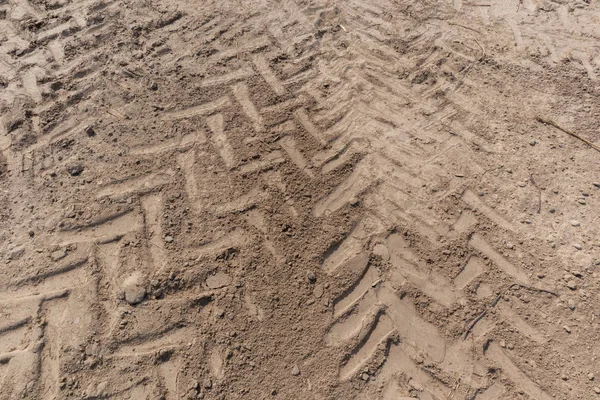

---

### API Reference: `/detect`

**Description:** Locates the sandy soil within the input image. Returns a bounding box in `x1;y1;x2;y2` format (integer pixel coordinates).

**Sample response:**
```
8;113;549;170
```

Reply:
1;0;600;399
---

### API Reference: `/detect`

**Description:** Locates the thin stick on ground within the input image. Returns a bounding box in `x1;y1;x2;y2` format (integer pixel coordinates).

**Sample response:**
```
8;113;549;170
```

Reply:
462;293;502;340
475;39;485;61
536;116;600;153
530;174;541;214
462;283;558;340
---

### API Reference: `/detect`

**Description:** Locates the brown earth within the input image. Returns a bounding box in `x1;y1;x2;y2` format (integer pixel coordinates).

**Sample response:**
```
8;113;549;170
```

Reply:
1;0;600;399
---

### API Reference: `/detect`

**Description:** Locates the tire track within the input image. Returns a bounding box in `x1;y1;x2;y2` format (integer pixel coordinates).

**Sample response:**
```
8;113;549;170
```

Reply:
263;2;558;398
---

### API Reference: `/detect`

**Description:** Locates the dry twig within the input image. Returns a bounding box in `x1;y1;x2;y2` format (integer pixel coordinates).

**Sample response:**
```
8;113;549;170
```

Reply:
536;116;600;153
463;283;558;339
529;174;541;214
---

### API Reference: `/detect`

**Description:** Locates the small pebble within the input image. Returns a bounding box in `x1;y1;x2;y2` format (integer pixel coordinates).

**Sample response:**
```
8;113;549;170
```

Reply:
361;373;369;381
574;244;582;250
66;163;84;176
568;299;576;310
594;387;600;394
563;325;572;333
291;364;300;376
164;235;174;243
566;280;578;290
306;271;316;283
571;220;581;227
588;373;595;381
593;183;600;189
578;199;587;205
530;140;537;146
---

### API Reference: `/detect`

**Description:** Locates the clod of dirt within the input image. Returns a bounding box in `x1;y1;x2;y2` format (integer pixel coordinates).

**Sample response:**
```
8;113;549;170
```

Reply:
566;280;578;290
206;272;231;289
7;246;25;261
66;163;84;176
51;249;67;262
313;284;324;298
122;273;146;305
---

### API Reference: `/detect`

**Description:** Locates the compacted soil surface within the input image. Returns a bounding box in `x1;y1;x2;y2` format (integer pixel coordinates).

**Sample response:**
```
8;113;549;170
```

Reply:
1;0;600;399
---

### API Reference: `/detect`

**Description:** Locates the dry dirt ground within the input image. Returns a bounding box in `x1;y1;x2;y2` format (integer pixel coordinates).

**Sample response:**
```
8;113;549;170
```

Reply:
1;0;600;399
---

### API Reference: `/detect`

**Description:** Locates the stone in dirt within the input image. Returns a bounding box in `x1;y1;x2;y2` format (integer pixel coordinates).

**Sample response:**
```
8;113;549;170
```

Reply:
66;163;84;176
206;272;232;289
291;364;300;376
122;272;146;305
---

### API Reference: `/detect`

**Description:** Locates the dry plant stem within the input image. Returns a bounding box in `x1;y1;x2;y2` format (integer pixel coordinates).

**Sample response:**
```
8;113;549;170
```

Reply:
536;116;600;153
463;283;558;340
